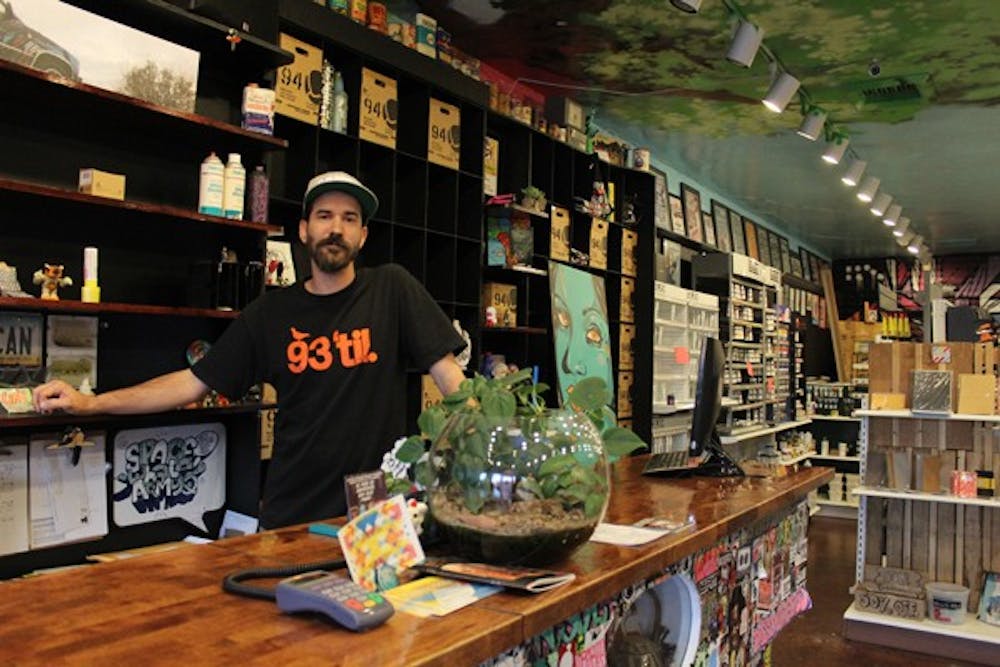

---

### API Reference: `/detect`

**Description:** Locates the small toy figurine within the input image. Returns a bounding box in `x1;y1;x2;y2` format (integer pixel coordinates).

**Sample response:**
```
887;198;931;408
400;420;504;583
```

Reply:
33;263;73;300
485;305;498;327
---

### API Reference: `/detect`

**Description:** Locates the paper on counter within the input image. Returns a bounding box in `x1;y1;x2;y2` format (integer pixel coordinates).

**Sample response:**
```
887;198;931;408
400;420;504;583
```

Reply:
590;522;672;546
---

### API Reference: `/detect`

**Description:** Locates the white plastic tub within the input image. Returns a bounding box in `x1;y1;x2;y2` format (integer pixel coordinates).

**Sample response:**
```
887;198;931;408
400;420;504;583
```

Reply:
926;582;970;624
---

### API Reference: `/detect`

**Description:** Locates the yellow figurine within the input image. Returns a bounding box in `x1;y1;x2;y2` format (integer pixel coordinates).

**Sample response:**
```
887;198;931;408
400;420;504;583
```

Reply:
33;263;73;300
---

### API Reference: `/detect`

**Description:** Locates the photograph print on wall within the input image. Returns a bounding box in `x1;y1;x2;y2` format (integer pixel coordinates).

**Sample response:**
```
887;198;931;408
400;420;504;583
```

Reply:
680;184;703;243
668;194;687;237
711;200;732;252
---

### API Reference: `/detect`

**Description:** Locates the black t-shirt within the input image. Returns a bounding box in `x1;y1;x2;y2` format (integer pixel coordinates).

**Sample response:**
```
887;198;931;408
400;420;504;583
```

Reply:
192;263;464;528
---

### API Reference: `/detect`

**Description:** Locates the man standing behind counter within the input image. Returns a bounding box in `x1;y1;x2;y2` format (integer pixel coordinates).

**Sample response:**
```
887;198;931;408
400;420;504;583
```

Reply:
33;171;467;529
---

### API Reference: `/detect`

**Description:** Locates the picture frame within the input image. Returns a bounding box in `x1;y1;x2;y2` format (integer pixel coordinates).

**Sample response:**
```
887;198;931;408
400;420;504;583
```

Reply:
702;211;717;248
757;226;772;266
779;237;792;274
668;194;687;237
680;183;703;243
790;254;804;278
809;253;821;284
652;168;669;231
743;217;759;260
800;248;813;282
265;240;296;287
767;230;781;270
711;200;732;252
730;212;747;255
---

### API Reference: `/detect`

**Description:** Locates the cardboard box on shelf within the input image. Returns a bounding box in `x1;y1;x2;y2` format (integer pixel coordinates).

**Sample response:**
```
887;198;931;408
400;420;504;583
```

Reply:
483;282;517;328
415;13;437;58
359;67;397;148
428;98;460;169
78;168;125;200
275;33;322;125
957;373;996;414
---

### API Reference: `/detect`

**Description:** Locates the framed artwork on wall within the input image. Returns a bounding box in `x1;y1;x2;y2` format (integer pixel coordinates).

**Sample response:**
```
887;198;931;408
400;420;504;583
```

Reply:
767;231;781;270
680;183;703;243
744;218;759;260
702;211;717;248
668;194;687;237
800;248;813;282
809;253;821;284
711;200;732;252
757;226;773;266
730;212;747;255
652;167;669;231
779;237;792;274
790;253;804;278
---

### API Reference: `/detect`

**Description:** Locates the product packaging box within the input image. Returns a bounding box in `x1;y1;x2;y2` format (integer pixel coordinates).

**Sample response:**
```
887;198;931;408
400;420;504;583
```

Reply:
510;214;533;267
621;229;638;276
957;373;996;415
349;0;367;23
617;371;632;418
483;136;499;196
550;206;570;261
589;218;608;269
366;1;387;32
545;96;584;131
483;282;516;327
620;277;635;322
436;26;452;63
415;13;437;58
78;168;125;200
619;324;635;371
359;67;397;148
486;216;512;267
241;84;275;135
275;33;322;125
428;98;460;169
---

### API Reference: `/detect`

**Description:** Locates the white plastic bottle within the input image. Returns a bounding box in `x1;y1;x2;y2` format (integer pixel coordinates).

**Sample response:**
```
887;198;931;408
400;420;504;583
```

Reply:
223;152;246;220
198;151;224;216
332;71;348;134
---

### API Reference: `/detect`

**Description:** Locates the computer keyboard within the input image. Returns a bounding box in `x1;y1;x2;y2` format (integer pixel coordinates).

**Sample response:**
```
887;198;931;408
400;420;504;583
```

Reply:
642;449;691;475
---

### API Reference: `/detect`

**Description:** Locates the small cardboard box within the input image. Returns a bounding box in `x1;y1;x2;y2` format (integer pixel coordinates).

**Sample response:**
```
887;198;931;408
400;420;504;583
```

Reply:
483;282;517;327
589;218;608;269
78;168;125;200
550;206;570;261
415;13;437;58
483;136;499;196
275;33;322;125
620;277;635;322
957;373;996;415
421;374;443;410
870;392;906;410
619;324;635;371
359;67;397;148
621;229;638;276
428;98;460;169
349;0;367;23
545;96;584;131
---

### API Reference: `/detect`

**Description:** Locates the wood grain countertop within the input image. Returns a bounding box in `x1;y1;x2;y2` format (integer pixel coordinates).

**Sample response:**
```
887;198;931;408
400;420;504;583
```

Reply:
0;459;832;666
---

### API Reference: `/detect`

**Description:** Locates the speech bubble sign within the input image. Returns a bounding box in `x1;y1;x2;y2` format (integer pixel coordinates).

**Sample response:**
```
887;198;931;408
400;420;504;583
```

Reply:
112;423;226;533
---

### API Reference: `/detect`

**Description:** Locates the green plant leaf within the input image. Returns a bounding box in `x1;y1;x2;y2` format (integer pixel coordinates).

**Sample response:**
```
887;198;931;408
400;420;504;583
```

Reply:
538;453;576;477
463;486;486;513
602;426;647;459
395;435;427;463
481;390;516;418
442;385;473;407
517;476;543;499
418;405;448;441
567;377;610;412
387;477;412;495
541;475;560;498
584;492;605;518
497;367;533;387
414;460;435;488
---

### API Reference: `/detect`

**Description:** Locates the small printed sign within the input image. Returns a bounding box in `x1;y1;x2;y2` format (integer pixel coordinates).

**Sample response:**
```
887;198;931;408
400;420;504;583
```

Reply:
360;67;398;149
428;98;460;169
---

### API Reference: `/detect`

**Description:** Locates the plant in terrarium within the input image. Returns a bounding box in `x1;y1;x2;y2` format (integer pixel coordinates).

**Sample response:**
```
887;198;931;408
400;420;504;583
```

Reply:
385;369;646;564
519;185;547;211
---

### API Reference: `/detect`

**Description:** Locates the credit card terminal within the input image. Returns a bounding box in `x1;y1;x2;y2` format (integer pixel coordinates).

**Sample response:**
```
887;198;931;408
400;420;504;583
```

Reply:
275;571;394;631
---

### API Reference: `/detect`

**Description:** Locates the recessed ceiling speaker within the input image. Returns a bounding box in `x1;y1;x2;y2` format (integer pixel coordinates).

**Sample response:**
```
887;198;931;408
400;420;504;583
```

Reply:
870;192;893;216
821;138;849;164
670;0;702;13
893;217;910;237
796;109;827;141
882;204;902;226
762;72;800;112
727;21;763;67
841;159;866;186
856;176;880;203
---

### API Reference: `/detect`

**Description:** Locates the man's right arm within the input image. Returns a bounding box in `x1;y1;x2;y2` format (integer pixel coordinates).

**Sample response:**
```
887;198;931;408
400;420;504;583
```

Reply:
33;369;211;416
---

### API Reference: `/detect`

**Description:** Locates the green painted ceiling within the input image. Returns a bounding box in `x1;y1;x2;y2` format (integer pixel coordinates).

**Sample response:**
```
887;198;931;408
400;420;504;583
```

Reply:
427;0;1000;259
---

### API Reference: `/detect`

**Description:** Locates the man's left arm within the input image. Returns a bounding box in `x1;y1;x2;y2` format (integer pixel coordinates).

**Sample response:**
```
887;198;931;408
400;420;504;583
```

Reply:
429;353;466;396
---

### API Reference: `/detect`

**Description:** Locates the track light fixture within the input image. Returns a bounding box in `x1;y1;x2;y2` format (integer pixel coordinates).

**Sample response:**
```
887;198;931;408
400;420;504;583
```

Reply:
908;235;923;254
727;21;763;67
870;192;892;216
821;137;848;165
762;72;800;113
856;176;880;203
882;204;902;226
670;0;702;13
796;108;826;141
892;217;910;237
897;230;915;246
841;159;866;186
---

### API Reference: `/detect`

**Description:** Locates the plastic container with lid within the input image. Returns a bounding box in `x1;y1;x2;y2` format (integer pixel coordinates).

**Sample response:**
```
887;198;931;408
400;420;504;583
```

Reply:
926;581;970;624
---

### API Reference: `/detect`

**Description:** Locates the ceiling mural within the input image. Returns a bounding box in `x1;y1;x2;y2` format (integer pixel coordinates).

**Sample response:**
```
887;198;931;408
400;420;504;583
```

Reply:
419;0;1000;258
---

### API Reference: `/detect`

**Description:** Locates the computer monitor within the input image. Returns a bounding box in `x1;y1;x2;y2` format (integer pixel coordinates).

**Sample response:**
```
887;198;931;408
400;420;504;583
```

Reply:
688;337;744;477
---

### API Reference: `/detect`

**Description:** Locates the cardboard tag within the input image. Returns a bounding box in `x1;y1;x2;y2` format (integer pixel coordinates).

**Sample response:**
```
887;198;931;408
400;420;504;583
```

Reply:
617;372;632;418
428;99;460;169
550;206;570;261
620;276;635;322
275;34;322;125
360;67;398;148
589;218;608;269
619;324;635;370
621;229;637;276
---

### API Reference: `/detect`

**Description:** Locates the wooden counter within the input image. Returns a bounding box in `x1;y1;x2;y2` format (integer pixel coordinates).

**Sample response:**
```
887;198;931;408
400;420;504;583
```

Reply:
0;460;831;666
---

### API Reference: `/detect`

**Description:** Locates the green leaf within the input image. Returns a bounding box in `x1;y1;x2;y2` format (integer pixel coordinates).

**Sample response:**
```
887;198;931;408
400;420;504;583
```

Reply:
395;436;427;463
541;475;560;498
567;377;610;412
497;367;533;387
481;390;516;418
387;477;412;495
584;492;606;518
602;427;647;459
463;486;486;513
442;385;473;407
557;483;590;503
461;429;487;460
418;406;448;441
537;453;576;477
414;460;435;488
517;476;543;499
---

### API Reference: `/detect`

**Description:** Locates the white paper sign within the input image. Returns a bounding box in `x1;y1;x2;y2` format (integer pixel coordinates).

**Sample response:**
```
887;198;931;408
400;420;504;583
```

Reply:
113;423;226;532
0;443;29;556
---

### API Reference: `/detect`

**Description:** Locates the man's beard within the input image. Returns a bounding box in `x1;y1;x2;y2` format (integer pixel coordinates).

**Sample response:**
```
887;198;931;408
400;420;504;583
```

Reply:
308;234;360;273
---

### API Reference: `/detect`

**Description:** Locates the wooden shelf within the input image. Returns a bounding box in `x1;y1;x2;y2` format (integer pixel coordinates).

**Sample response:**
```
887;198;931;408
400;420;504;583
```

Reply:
781;272;823;295
0;297;239;320
480;326;548;335
816;498;858;508
0;177;282;234
718;419;812;444
0;59;288;152
62;0;293;73
810;454;861;463
855;409;1000;422
852;486;1000;509
0;403;278;429
809;414;861;422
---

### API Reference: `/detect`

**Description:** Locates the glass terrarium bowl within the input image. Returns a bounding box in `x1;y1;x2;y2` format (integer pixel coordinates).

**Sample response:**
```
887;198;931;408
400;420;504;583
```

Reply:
426;408;609;566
